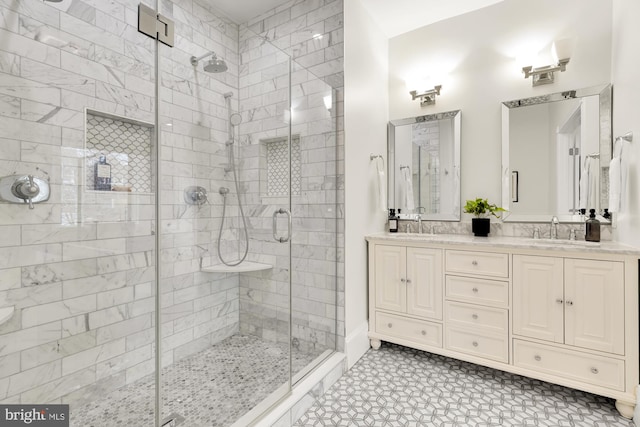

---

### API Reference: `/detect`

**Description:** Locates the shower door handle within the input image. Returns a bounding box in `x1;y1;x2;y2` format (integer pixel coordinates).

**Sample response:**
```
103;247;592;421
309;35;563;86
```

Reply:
272;208;292;243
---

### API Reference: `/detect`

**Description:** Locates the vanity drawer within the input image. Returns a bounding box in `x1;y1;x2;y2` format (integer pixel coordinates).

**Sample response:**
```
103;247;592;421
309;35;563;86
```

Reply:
445;301;507;333
375;311;442;348
513;339;625;391
445;275;509;307
445;326;508;363
446;250;509;278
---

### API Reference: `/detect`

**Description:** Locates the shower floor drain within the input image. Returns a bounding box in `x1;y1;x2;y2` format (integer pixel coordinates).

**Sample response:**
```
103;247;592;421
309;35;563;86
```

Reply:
161;413;185;427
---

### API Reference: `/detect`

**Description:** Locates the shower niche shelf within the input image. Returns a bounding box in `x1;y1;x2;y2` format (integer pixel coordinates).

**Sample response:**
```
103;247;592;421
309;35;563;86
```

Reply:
201;262;273;274
84;109;155;194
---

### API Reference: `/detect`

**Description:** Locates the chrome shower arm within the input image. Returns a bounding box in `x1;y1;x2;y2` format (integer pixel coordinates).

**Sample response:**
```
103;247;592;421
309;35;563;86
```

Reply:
190;51;216;66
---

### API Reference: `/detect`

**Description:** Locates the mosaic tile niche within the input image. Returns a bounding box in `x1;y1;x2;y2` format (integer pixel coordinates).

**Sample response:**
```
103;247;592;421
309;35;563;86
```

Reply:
261;136;301;197
85;111;154;193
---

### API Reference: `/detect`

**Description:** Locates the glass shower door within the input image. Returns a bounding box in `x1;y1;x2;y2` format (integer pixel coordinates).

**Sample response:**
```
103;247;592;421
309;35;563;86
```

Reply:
289;61;339;382
0;1;159;425
156;4;293;426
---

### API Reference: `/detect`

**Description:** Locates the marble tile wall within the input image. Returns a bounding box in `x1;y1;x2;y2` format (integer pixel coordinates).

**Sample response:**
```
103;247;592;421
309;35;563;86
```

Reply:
236;0;345;358
0;0;158;407
0;0;240;409
152;0;242;370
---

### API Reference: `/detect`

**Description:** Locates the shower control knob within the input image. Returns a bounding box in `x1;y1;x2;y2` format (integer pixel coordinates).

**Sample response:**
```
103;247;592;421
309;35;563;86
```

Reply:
12;175;40;209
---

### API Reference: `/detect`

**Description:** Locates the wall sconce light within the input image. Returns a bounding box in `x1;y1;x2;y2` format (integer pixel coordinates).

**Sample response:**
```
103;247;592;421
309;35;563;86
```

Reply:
409;85;442;106
521;39;572;86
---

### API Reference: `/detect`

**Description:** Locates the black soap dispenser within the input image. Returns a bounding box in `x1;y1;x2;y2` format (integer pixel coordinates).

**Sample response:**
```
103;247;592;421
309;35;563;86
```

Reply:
388;209;398;233
585;209;600;242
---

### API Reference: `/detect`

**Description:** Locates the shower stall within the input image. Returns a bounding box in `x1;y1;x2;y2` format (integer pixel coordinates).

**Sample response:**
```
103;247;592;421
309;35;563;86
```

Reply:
0;0;343;425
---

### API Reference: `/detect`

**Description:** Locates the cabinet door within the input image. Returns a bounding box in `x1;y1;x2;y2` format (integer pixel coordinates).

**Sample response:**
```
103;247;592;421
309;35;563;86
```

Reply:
564;259;624;355
513;255;564;343
374;245;406;313
407;247;443;320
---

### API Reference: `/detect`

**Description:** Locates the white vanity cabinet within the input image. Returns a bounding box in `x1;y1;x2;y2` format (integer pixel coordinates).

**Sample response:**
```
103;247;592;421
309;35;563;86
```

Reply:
444;250;510;363
366;234;640;419
371;245;443;349
513;255;624;354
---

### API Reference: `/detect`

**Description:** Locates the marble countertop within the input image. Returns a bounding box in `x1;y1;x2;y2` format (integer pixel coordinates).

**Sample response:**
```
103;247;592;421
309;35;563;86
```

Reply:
365;232;640;255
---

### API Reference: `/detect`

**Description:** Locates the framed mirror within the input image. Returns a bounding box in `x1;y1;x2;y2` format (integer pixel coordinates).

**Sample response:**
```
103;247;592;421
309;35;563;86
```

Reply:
501;85;612;223
388;110;461;221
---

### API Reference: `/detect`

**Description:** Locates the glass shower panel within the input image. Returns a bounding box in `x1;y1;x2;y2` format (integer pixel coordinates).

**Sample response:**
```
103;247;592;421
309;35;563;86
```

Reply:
157;2;292;426
289;61;338;381
0;0;158;425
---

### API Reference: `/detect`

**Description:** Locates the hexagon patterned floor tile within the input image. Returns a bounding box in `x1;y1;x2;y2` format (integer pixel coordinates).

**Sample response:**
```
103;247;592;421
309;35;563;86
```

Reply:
296;343;634;427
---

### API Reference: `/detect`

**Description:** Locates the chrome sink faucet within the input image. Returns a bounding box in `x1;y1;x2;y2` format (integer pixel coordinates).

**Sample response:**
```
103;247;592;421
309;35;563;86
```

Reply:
550;216;559;239
416;214;422;234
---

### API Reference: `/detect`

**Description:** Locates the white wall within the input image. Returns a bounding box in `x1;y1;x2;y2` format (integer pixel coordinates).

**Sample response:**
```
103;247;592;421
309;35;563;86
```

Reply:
344;0;388;367
612;0;640;246
388;0;612;211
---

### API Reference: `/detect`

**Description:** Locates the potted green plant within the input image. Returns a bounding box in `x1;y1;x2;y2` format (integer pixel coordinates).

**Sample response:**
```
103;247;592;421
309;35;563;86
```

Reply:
463;198;506;237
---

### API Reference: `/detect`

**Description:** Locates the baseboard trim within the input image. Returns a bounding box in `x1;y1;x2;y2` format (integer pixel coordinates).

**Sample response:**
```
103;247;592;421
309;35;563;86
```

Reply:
345;320;370;368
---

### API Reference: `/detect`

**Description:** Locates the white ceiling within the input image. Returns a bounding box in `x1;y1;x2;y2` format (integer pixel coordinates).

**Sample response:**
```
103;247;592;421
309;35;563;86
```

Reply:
360;0;506;38
211;0;292;24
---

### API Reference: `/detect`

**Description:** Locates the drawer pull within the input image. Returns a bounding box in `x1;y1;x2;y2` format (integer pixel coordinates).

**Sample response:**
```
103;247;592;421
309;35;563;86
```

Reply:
566;300;574;306
591;368;599;374
534;355;541;361
472;341;478;347
472;287;479;293
556;298;563;304
472;260;478;266
421;330;427;336
472;314;478;320
387;323;393;328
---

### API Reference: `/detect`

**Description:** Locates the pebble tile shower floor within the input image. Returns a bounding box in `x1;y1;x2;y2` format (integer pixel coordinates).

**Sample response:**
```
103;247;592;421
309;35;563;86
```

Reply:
71;335;319;427
296;343;635;427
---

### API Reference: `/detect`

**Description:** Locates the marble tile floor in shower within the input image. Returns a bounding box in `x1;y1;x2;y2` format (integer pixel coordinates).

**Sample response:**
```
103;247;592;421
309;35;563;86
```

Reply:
71;334;320;427
296;342;635;427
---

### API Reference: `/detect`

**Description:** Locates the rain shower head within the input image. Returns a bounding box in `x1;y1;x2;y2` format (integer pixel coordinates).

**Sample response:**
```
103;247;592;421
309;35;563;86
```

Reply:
190;51;227;73
203;57;228;73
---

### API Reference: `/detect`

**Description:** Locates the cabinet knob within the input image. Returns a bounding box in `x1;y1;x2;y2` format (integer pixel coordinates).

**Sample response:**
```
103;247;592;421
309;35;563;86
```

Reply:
534;355;541;361
555;299;563;304
472;341;478;347
472;260;478;266
387;323;393;328
472;287;479;293
472;314;478;320
591;367;599;374
565;300;574;306
406;279;411;284
400;278;405;283
421;330;427;336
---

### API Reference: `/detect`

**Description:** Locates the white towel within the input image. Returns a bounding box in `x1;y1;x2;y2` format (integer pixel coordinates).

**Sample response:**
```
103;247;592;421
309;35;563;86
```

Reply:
609;155;621;213
579;156;598;210
375;157;387;212
402;167;415;211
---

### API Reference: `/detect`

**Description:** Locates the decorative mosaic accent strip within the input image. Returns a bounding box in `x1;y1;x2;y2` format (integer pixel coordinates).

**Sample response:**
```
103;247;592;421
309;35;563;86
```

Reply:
266;137;301;196
85;112;153;193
